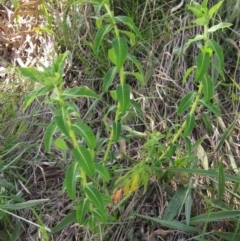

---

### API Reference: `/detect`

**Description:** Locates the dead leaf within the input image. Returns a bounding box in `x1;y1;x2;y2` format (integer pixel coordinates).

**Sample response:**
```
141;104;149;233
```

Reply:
143;229;175;241
111;188;123;204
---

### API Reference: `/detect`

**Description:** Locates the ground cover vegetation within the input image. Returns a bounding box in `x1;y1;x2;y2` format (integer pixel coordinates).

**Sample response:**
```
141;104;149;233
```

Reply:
0;0;240;240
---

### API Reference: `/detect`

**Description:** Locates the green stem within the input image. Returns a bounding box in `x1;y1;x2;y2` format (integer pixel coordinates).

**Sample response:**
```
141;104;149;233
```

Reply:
54;86;87;187
102;4;126;166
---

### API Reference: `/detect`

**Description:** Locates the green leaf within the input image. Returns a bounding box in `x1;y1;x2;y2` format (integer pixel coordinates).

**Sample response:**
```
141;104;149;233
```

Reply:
218;160;225;200
65;162;79;200
110;90;117;100
54;138;68;151
112;121;121;143
116;84;131;112
114;15;142;39
52;51;70;75
96;17;102;29
62;87;101;99
137;214;200;233
215;232;240;241
72;121;96;149
92;209;106;223
112;37;128;70
163;186;188;221
177;91;196;114
187;5;203;18
208;23;232;33
184;114;195;137
42;72;61;86
84;184;104;211
54;107;69;136
185;190;192;226
19;67;45;84
50;211;76;235
94;24;113;54
23;85;54;112
125;71;144;85
108;48;116;65
215;118;238;152
127;54;144;77
198;99;221;116
207;39;224;68
208;1;224;19
183;35;204;53
202;75;214;103
182;66;196;84
192;16;209;26
190;210;240;225
2;199;49;210
130;99;144;123
44;122;58;152
76;199;90;224
95;163;110;182
195;52;210;81
102;66;117;93
119;30;136;46
167;167;240;184
72;146;95;177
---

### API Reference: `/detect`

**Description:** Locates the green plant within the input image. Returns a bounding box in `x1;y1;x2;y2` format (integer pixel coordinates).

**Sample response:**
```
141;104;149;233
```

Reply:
137;0;240;239
19;0;145;233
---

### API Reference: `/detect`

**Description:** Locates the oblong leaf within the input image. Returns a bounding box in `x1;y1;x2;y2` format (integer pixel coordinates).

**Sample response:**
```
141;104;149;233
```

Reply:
208;22;232;33
103;66;117;93
23;85;54;112
113;121;121;143
125;71;144;85
108;48;116;65
198;99;220;116
202;75;214;103
112;37;128;70
54;107;69;136
137;214;200;233
76;199;90;224
72;121;96;149
65;162;79;200
215;118;238;152
127;54;144;77
2;199;49;210
190;210;240;225
207;39;224;68
62;87;101;99
84;184;104;211
114;15;142;39
20;67;45;84
116;84;131;112
218;160;225;200
208;1;224;19
183;35;204;53
72;146;95;177
94;24;113;54
52;51;70;75
92;209;106;223
95;163;110;182
130;99;144;123
54;137;68;151
44;121;58;152
177;91;196;114
163;186;187;221
50;211;76;235
120;30;136;46
195;52;210;81
184;114;195;137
